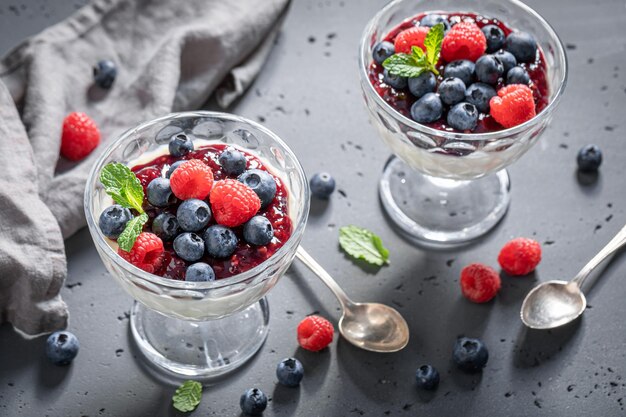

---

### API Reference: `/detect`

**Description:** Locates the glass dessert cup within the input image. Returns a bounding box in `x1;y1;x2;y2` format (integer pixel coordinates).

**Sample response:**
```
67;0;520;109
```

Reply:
85;111;309;379
359;0;567;246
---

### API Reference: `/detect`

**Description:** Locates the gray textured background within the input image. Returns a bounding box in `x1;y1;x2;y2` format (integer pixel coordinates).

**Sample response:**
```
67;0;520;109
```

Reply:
1;0;626;416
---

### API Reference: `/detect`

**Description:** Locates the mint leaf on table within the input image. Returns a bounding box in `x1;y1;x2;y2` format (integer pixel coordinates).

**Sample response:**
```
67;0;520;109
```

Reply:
99;162;145;213
339;225;390;267
172;380;202;413
382;22;444;77
117;213;148;252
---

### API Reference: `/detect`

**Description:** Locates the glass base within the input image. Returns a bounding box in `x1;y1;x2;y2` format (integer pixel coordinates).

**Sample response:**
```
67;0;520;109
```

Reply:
130;298;269;379
379;157;510;246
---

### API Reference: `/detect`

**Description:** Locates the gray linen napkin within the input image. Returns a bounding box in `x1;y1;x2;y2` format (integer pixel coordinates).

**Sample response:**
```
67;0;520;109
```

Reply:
0;0;290;336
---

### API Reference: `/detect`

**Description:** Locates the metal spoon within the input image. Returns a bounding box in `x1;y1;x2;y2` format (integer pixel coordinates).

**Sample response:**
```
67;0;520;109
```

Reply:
295;246;409;352
521;224;626;329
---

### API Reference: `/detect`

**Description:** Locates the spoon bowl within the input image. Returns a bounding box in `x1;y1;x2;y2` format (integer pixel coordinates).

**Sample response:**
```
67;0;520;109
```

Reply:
339;302;409;352
521;280;586;329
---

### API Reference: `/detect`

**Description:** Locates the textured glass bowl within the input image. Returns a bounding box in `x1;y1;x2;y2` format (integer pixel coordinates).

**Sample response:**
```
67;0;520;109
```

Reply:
359;0;567;245
84;111;309;378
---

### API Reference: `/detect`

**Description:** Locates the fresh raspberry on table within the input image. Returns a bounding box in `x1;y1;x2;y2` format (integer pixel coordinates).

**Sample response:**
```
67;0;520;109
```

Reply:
297;315;334;352
460;263;501;303
209;179;261;227
441;22;487;62
489;84;536;128
498;237;542;276
169;159;214;200
60;112;101;161
394;26;430;54
117;232;164;274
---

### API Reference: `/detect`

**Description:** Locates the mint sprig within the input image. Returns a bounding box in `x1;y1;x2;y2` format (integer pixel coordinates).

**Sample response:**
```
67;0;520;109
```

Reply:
172;380;202;413
117;213;148;252
339;225;390;266
99;162;145;213
382;23;444;78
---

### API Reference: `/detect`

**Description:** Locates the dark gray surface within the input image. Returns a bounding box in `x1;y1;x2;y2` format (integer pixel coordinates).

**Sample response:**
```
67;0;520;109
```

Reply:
1;0;626;416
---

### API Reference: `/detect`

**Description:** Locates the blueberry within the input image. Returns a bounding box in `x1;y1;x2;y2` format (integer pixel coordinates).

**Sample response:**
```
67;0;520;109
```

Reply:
505;31;537;63
276;357;304;387
408;71;437;98
452;337;489;372
243;216;274;246
443;60;475;86
238;169;277;208
168;133;194;157
177;199;211;232
373;41;395;65
185;262;215;282
475;55;504;85
151;213;180;241
447;102;479;131
420;14;450;31
506;66;531;85
465;83;497;113
410;93;443;124
309;172;335;198
437;77;466;105
577;144;603;171
147;177;174;207
45;331;79;366
173;232;205;262
204;225;238;258
415;364;440;390
383;69;407;90
240;388;267;416
166;160;186;178
218;147;247;176
481;24;505;53
98;205;132;239
493;50;517;73
93;60;117;89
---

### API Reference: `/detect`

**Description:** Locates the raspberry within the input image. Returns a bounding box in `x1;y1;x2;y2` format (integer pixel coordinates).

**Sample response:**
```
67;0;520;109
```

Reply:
394;26;430;54
441;22;486;62
169;159;214;200
118;232;164;274
209;179;261;227
297;315;334;351
460;263;501;303
498;237;542;276
60;112;101;161
489;84;536;128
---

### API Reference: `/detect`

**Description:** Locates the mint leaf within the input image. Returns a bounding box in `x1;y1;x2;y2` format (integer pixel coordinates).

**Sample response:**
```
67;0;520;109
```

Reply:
172;380;202;413
382;24;444;77
339;225;390;266
382;53;427;78
117;213;148;252
424;22;444;72
99;163;145;213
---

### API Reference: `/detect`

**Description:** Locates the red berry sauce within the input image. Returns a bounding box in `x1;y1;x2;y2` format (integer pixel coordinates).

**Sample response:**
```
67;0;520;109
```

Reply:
369;12;549;133
131;144;293;280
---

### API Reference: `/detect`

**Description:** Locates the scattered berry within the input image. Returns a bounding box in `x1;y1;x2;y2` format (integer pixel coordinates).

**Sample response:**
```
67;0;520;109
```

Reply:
309;172;336;199
238;169;277;208
505;31;537;63
410;92;443;123
394;26;429;54
168;133;194;157
173;232;205;262
98;205;132;239
447;102;479;131
93;60;117;89
151;213;180;241
45;331;79;365
475;54;504;85
577;144;603;171
185;262;215;282
210;179;261;227
166;160;186;178
218;147;247;176
147;177;174;207
204;225;238;258
493;50;517;73
176;199;211;232
498;237;542;276
415;364;440;390
60;112;101;161
441;22;486;63
443;60;475;86
276;358;304;387
169;159;214;200
240;388;267;416
489;84;536;128
420;14;450;31
297;315;334;352
383;69;408;90
117;232;164;273
373;41;395;64
506;66;530;85
408;71;437;98
243;216;274;246
460;263;501;303
437;77;466;105
465;83;497;113
452;337;489;372
481;24;505;53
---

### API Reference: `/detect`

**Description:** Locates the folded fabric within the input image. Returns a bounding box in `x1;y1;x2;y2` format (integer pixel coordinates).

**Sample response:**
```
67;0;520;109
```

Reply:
0;0;290;336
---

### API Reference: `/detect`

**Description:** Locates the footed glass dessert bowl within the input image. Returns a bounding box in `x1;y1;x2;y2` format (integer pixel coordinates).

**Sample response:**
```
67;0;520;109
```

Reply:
85;111;309;378
359;0;567;246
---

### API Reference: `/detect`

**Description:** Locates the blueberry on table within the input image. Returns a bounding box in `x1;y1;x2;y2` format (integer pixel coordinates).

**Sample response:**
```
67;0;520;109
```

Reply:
493;50;517;73
147;177;174;207
438;77;466;105
410;92;442;124
577;144;603;171
276;357;304;387
168;133;194;157
238;169;277;208
415;364;440;390
243;216;274;246
166;160;186;178
506;66;531;85
505;31;537;63
151;213;180;241
93;60;117;89
419;14;450;31
218;146;247;176
372;41;395;65
185;262;215;282
447;102;479;131
309;172;336;199
383;69;408;90
45;331;79;366
177;198;211;232
481;24;505;53
465;83;496;113
173;232;205;262
98;204;132;239
475;55;504;85
204;225;238;258
240;388;267;416
444;60;475;86
408;71;437;98
452;337;489;372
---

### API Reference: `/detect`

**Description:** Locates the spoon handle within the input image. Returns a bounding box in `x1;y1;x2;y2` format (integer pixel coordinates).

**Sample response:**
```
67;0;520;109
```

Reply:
295;246;353;309
572;223;626;287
